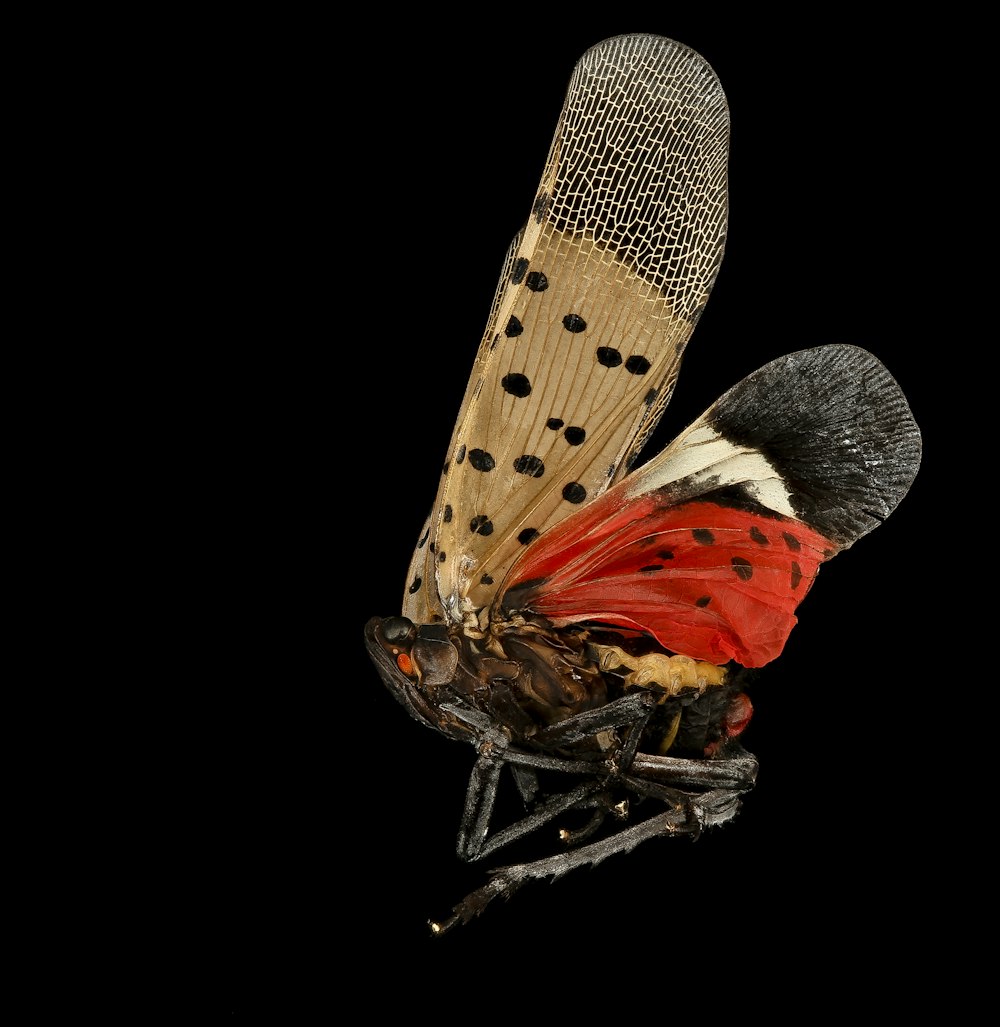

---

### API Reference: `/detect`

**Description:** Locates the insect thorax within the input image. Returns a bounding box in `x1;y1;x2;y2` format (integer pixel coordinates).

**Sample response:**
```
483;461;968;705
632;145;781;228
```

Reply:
415;613;750;760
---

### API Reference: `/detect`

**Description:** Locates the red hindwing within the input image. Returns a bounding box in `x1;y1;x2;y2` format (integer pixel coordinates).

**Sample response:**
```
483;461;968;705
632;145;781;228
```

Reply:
499;495;833;668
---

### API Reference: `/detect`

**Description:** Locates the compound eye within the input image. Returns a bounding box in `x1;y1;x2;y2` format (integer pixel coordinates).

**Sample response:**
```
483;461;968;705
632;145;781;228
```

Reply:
381;616;415;645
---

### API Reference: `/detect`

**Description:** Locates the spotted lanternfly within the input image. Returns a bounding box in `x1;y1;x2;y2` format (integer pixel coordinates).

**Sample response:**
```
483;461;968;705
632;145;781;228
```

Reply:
365;34;921;933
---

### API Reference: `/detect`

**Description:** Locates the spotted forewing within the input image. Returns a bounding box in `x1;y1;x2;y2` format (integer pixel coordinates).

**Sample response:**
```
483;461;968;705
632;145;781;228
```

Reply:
402;35;729;630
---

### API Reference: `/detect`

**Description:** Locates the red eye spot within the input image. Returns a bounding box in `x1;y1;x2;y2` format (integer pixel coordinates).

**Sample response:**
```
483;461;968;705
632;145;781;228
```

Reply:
396;652;414;676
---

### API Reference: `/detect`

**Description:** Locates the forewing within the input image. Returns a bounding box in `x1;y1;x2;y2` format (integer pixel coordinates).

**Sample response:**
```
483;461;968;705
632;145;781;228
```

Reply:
402;34;729;627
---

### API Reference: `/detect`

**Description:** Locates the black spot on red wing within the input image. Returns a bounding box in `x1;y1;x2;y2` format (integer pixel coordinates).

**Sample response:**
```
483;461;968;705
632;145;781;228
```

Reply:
518;528;539;545
564;426;586;445
546;417;564;430
563;482;587;504
505;316;523;338
695;595;712;608
625;355;651;375
693;528;715;545
417;528;429;549
658;550;674;560
791;562;803;589
563;314;586;333
511;257;529;284
732;557;753;581
782;531;802;552
513;454;545;477
750;526;769;545
640;564;663;573
470;515;494;536
408;577;422;594
597;347;622;367
469;449;495;472
502;372;532;397
456;445;466;465
480;573;494;585
526;271;548;292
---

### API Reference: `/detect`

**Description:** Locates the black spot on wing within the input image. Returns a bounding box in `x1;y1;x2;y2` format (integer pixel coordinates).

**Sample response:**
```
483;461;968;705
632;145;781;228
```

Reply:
658;550;674;560
563;314;586;333
456;445;466;465
518;528;539;545
625;355;651;375
469;449;495;472
563;482;587;504
480;573;494;585
695;595;712;608
731;557;753;581
597;347;622;367
417;527;429;549
640;564;664;573
502;372;531;397
409;577;422;594
791;562;803;589
470;515;494;536
511;257;529;284
750;526;769;545
513;455;545;478
532;191;551;223
547;417;564;430
692;528;715;545
782;532;801;552
526;271;548;291
564;426;586;445
505;316;523;338
443;505;453;523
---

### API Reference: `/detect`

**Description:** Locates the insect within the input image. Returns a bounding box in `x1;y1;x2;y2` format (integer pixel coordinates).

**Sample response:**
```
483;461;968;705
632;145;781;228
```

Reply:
364;33;921;933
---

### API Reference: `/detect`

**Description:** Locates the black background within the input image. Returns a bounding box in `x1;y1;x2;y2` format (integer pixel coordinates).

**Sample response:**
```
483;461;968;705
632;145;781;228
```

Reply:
175;11;963;1018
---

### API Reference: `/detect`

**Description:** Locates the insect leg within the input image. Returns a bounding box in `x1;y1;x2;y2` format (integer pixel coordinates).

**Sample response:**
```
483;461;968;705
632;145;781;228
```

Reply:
456;744;610;861
629;743;759;792
431;788;745;936
531;691;657;748
455;693;658;860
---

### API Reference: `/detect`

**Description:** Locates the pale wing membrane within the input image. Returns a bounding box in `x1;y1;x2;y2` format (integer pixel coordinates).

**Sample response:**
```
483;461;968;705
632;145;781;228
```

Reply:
403;34;729;626
401;232;526;627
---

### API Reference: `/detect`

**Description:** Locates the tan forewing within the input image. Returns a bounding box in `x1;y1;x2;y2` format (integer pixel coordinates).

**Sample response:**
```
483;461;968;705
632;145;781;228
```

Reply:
401;34;729;627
